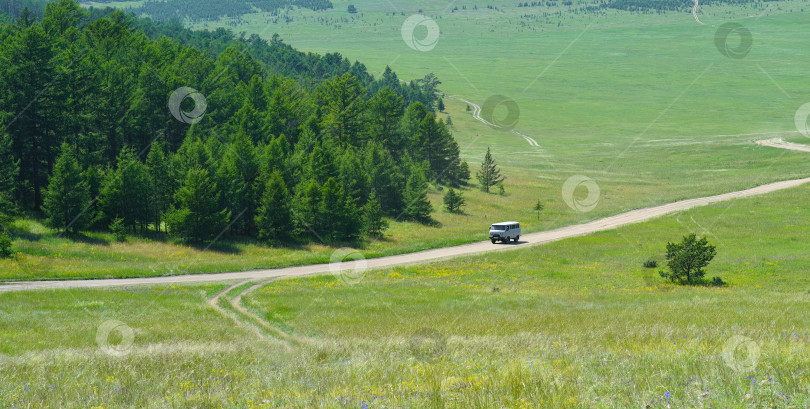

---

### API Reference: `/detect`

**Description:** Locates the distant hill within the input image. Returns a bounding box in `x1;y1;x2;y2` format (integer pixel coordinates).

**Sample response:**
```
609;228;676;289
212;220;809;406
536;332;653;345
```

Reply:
0;0;48;18
125;0;332;23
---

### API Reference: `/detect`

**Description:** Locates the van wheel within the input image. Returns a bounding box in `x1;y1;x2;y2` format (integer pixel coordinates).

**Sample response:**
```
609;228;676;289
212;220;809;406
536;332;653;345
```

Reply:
491;238;496;244
514;236;519;242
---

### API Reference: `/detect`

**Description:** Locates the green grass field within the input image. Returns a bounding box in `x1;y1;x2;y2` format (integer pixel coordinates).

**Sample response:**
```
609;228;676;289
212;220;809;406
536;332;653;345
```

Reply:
11;0;799;281
2;182;808;408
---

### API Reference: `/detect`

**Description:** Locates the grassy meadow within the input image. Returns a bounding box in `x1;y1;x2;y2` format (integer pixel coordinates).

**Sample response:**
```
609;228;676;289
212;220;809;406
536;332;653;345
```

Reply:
6;0;796;281
1;182;808;408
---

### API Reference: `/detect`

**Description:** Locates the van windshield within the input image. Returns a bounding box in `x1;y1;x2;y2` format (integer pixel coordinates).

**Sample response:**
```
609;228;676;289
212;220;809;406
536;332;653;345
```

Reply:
491;225;506;230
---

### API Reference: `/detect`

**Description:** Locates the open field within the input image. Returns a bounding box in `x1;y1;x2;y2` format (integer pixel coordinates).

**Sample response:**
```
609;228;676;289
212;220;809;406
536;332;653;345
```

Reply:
19;0;800;282
2;182;808;407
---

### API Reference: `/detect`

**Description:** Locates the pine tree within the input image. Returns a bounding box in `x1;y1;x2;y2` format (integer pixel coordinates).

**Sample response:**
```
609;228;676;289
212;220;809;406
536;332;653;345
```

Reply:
403;164;432;223
146;142;172;232
216;132;258;235
476;147;505;193
255;171;292;242
361;190;388;238
166;167;230;241
0;133;19;224
42;143;91;233
533;199;544;220
2;23;56;210
364;142;404;215
98;148;151;234
437;98;445;112
292;178;321;240
319;177;359;242
443;188;465;214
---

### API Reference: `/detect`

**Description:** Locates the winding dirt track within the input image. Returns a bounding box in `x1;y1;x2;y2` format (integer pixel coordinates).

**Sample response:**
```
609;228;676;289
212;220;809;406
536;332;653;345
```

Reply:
0;137;807;293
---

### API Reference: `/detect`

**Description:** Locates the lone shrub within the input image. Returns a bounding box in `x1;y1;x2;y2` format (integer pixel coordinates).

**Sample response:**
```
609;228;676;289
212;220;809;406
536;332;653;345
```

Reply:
659;233;716;285
110;218;127;242
643;259;657;269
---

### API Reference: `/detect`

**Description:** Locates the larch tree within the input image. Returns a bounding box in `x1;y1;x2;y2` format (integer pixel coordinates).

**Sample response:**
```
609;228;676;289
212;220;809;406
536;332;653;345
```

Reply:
42;143;90;233
476;147;505;193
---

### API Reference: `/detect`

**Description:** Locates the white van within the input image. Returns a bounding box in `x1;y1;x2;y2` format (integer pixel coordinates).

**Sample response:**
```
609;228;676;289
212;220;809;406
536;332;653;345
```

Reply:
489;221;521;244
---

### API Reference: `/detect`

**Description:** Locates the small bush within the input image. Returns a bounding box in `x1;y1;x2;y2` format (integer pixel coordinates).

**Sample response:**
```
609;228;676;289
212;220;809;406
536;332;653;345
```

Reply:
643;259;657;268
710;276;726;287
110;218;127;242
0;230;12;258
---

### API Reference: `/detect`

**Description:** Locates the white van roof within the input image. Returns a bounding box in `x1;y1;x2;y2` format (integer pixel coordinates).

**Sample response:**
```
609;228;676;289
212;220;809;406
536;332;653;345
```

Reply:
492;221;519;226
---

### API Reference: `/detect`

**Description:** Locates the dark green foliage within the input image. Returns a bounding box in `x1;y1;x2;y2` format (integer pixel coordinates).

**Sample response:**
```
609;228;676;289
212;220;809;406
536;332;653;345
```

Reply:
42;144;90;233
166;168;230;242
109;217;126;242
437;98;445;112
292;178;321;240
319;177;360;242
361;190;388;238
659;234;717;285
146;142;172;233
403;164;432;223
605;0;755;12
710;276;726;287
0;228;11;258
643;259;657;269
255;172;292;243
443;188;465;214
0;0;464;245
98;148;151;234
0;133;19;223
477;147;505;193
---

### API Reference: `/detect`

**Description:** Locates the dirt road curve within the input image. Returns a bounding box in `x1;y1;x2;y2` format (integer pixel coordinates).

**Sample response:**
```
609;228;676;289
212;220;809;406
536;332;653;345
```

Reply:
452;97;540;146
1;139;807;292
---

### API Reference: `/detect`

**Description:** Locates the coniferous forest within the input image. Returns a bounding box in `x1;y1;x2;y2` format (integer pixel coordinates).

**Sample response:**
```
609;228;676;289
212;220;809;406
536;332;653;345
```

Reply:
0;0;469;245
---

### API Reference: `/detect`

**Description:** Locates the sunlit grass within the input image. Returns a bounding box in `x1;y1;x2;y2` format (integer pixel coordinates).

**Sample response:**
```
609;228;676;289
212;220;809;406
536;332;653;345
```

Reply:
1;184;808;407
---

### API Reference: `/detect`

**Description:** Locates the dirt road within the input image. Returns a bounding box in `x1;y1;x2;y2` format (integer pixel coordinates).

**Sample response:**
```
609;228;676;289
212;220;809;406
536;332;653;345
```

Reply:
2;139;808;292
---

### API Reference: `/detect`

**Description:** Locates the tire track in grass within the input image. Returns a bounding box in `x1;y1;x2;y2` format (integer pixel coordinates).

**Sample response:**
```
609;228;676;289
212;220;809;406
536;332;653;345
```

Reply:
228;279;313;347
208;280;299;350
453;96;541;147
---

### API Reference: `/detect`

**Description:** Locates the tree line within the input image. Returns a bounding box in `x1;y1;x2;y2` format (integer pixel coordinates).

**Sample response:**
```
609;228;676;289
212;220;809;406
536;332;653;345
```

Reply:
604;0;758;12
129;0;333;24
0;0;469;247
